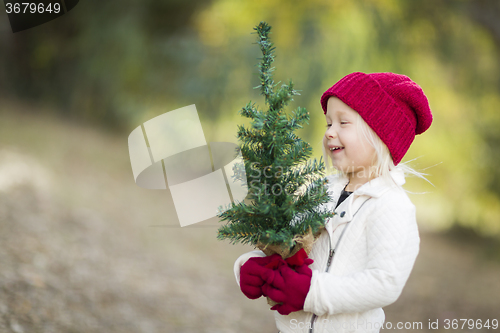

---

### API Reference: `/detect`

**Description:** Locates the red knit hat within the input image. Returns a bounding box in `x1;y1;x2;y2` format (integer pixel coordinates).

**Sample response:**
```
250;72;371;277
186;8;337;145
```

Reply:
320;72;432;165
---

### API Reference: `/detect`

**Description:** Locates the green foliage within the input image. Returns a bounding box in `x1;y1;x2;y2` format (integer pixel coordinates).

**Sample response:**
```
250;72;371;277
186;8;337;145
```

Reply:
0;0;211;131
216;22;332;250
3;0;500;238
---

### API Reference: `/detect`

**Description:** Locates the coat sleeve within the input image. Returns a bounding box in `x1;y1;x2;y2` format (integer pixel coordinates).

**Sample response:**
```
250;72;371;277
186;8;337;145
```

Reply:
233;250;266;287
304;196;420;315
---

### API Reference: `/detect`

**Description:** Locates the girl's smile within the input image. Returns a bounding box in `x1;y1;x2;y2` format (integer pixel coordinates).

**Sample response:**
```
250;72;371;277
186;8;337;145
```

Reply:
328;145;344;153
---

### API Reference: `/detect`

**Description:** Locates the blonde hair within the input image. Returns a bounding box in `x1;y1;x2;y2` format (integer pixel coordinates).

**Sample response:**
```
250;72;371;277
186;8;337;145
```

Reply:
321;113;430;187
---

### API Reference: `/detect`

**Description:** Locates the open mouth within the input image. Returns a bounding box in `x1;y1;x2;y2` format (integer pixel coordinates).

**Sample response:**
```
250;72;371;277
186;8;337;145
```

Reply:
329;147;344;152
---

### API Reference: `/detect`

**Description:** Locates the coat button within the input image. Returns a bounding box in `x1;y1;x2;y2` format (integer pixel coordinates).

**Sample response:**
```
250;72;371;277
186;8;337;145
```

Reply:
340;211;346;218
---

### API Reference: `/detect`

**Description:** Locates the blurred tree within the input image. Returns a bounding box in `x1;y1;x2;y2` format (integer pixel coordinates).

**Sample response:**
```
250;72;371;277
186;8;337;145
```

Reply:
0;0;212;131
396;0;500;234
462;0;500;200
466;0;500;45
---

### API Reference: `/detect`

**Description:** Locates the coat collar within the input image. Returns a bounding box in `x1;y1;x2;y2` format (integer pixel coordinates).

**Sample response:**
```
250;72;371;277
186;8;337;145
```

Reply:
327;168;405;199
325;168;406;228
354;168;405;198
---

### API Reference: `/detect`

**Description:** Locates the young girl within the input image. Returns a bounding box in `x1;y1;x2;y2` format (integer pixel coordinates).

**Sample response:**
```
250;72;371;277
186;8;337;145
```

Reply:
234;72;433;333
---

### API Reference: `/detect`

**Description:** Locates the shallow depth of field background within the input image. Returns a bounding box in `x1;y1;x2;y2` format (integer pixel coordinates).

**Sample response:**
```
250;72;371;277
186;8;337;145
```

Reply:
1;0;500;332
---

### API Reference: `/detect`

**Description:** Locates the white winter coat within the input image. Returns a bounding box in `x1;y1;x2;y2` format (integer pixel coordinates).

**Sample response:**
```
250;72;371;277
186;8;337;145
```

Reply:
234;168;420;333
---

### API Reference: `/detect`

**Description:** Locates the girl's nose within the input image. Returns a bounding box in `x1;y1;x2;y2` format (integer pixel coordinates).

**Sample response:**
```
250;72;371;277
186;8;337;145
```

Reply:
325;126;337;139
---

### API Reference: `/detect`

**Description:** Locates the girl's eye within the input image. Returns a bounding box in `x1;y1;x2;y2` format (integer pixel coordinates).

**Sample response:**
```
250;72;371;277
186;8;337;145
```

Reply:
325;121;349;128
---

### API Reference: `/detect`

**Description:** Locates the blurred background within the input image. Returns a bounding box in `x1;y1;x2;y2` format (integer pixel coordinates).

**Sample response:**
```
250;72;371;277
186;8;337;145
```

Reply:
1;0;500;332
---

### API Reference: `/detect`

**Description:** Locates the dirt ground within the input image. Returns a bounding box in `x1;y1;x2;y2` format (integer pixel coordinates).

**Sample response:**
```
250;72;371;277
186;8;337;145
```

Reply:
0;99;499;333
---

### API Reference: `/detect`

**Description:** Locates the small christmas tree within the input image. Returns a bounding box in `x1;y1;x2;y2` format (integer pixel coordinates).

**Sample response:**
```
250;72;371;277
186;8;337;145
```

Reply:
217;21;333;259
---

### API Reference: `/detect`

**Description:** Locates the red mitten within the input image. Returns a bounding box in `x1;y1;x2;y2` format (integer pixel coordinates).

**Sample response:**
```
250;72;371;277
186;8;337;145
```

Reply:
285;248;313;268
262;261;313;315
240;254;282;299
261;248;313;271
259;248;312;291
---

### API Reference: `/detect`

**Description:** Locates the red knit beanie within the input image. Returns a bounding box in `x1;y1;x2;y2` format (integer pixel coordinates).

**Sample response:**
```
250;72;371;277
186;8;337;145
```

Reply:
320;72;432;165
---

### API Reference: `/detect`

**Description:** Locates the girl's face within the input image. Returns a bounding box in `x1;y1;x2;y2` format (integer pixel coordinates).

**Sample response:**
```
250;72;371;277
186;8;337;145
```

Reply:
323;97;376;188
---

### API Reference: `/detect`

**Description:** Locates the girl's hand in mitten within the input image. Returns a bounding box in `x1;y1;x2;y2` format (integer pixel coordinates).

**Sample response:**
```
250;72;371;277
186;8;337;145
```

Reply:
239;254;282;299
261;261;313;315
261;248;312;271
284;248;313;268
